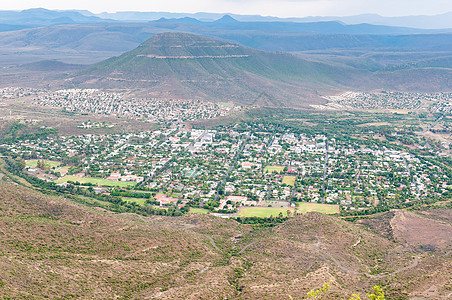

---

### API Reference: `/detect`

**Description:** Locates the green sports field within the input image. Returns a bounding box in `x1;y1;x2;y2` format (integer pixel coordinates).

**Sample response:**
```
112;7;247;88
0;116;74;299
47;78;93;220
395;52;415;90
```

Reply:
238;207;295;217
122;197;148;205
296;202;340;214
55;175;135;187
263;166;285;174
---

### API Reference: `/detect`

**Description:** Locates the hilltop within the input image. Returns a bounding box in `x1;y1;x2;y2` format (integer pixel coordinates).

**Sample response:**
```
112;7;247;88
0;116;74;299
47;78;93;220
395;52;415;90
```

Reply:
70;32;366;106
61;32;451;106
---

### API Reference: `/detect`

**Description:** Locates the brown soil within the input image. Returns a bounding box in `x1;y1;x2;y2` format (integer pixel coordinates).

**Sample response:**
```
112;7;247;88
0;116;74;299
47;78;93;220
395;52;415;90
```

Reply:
390;210;452;251
0;177;451;299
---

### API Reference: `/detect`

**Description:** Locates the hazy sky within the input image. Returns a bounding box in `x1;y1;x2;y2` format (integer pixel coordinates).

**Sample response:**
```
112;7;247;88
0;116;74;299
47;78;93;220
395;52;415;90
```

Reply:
2;0;452;17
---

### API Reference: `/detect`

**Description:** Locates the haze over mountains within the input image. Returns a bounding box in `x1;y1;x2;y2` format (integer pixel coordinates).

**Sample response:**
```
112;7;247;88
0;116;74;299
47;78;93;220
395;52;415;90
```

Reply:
0;8;451;65
95;11;452;30
0;8;450;106
64;32;449;106
1;8;452;29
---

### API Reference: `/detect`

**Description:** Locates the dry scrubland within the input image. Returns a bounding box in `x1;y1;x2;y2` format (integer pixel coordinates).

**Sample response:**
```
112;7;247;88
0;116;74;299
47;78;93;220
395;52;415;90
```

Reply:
0;176;451;299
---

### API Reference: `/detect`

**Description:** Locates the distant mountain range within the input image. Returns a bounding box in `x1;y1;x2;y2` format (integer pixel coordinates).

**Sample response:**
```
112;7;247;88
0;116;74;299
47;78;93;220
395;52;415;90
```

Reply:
0;18;451;63
0;8;451;31
0;8;108;27
0;9;450;106
91;10;452;30
0;8;451;67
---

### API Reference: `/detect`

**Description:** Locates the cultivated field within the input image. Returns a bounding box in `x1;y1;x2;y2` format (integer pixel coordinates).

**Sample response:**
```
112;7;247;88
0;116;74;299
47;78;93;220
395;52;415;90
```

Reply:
26;159;61;168
122;197;148;205
189;208;209;214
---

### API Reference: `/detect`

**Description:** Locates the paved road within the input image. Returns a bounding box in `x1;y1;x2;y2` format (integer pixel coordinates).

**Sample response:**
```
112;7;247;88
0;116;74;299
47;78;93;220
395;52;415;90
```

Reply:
321;138;329;203
214;133;251;202
263;135;274;201
138;131;209;188
403;157;421;199
291;179;297;199
423;114;444;133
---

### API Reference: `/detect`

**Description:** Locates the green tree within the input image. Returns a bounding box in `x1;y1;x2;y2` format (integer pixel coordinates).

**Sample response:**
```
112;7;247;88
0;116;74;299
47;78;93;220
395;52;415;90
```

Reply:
367;286;385;300
306;281;332;299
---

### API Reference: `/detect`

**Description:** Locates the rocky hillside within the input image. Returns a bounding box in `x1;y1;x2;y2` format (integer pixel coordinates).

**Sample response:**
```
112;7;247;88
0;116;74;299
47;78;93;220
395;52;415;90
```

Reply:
0;174;450;299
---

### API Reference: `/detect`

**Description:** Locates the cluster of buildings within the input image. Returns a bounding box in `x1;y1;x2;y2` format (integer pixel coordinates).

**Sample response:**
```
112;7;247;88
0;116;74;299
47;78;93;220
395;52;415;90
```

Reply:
325;91;451;111
32;89;241;123
4;122;450;212
0;87;44;99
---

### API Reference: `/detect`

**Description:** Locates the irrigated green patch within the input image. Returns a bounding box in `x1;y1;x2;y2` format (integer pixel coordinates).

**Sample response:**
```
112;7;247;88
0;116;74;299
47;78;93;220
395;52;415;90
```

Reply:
239;207;295;217
263;166;285;174
189;208;209;214
296;202;340;214
26;160;61;168
55;175;135;187
122;197;148;205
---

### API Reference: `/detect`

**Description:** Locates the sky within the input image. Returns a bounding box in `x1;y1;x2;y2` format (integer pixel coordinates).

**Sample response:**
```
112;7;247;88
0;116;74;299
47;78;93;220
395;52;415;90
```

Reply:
2;0;452;17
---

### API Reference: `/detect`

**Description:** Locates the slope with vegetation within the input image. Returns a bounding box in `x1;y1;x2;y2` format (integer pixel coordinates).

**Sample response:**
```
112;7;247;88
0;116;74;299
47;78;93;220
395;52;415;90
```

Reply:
73;32;366;106
0;161;450;299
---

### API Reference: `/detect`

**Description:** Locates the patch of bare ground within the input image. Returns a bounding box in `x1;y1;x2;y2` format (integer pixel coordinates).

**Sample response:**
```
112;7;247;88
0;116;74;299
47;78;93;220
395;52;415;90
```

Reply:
357;122;392;127
418;208;452;224
390;210;452;251
356;211;396;241
398;254;452;300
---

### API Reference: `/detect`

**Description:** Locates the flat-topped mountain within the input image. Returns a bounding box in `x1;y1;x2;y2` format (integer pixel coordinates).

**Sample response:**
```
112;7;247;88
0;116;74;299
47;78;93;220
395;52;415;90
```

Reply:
68;32;452;106
129;32;250;58
74;32;363;106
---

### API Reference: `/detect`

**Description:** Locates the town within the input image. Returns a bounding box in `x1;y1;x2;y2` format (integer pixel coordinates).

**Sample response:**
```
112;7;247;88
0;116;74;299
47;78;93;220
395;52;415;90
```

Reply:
32;89;241;123
2;118;450;217
324;91;452;112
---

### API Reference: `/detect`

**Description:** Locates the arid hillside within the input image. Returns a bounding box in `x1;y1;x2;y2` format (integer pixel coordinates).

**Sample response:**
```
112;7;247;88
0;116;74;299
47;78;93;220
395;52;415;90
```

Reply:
0;175;450;299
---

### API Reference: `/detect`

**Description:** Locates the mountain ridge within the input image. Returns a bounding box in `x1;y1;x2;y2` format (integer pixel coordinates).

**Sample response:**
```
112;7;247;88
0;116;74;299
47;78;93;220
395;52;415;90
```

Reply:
73;32;365;106
65;32;451;106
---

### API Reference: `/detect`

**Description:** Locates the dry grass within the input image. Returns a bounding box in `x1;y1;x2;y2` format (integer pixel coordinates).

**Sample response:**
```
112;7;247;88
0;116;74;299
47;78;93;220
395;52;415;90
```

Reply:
296;202;340;214
264;166;285;174
0;177;450;299
239;207;295;217
282;175;296;186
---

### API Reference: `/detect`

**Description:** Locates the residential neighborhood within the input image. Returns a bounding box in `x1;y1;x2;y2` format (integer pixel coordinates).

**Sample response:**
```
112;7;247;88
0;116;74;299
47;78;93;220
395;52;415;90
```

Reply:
3;120;450;216
32;89;241;123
